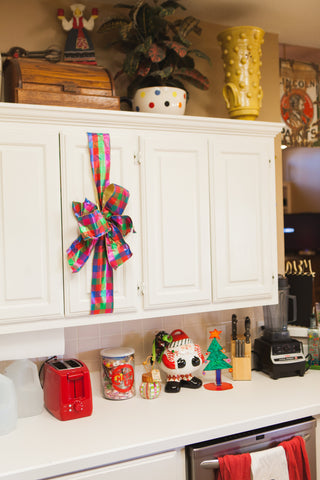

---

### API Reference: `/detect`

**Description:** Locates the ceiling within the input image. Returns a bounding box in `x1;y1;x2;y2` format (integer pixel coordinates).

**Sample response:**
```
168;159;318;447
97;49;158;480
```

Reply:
183;0;320;49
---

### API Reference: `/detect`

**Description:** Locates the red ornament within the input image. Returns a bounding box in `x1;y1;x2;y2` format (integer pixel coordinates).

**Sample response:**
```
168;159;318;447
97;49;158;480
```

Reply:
111;364;134;393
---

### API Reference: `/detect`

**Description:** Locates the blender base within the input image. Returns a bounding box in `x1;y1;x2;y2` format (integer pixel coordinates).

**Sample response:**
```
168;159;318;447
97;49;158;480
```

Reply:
254;336;306;380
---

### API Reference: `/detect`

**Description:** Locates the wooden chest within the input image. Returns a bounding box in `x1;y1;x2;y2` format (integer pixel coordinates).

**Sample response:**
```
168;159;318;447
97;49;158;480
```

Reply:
3;58;120;110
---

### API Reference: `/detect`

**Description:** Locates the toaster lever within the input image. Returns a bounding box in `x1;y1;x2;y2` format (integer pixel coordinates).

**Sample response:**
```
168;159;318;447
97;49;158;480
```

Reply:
67;372;84;381
67;372;85;399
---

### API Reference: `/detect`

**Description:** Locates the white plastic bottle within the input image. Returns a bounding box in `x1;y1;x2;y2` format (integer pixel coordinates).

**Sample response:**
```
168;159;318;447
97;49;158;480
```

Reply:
0;374;17;435
5;359;44;418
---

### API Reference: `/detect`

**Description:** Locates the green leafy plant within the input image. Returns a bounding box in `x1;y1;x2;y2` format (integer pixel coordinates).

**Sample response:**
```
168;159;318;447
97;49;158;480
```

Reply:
98;0;210;99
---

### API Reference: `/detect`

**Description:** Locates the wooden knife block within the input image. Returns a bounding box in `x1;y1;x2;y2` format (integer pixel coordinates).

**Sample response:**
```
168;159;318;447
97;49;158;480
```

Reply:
231;336;252;381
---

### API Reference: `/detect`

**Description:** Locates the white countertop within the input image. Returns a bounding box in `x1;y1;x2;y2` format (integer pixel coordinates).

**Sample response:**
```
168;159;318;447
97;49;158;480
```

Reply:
1;369;320;480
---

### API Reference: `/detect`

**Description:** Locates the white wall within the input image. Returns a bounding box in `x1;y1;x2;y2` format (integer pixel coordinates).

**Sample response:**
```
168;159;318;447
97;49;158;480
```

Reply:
283;147;320;212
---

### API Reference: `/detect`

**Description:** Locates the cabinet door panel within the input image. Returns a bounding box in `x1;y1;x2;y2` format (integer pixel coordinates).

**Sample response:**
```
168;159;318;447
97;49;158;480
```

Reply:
53;450;185;480
141;133;211;309
210;135;277;304
61;131;139;315
0;127;63;321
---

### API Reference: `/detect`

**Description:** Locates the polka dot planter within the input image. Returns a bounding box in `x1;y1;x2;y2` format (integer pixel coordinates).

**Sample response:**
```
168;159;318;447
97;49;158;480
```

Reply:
132;86;186;115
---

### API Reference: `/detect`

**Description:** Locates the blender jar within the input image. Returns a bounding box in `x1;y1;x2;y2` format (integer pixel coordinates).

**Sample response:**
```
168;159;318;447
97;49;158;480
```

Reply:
263;275;297;340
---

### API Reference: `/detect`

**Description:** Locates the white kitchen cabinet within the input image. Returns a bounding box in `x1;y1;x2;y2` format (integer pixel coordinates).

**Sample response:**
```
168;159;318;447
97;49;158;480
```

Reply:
0;105;281;333
210;134;277;307
140;132;212;309
0;124;64;324
60;129;140;316
61;129;211;315
50;450;185;480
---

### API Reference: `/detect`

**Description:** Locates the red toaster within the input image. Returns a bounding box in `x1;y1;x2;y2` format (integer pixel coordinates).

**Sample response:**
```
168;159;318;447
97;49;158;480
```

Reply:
43;358;92;421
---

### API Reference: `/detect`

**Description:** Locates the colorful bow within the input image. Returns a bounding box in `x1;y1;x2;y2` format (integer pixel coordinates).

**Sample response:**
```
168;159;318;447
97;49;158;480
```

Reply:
66;133;133;314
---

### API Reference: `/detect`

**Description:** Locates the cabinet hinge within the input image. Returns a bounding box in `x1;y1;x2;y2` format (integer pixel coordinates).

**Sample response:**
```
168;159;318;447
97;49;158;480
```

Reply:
137;282;145;296
134;151;142;165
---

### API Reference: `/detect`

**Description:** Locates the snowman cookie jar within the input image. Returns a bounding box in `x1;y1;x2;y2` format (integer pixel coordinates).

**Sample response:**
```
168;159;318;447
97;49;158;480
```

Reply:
156;330;204;393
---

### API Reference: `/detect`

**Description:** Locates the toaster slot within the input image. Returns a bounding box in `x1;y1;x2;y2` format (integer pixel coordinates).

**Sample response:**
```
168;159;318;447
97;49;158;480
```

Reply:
48;359;83;370
65;359;82;369
51;361;68;370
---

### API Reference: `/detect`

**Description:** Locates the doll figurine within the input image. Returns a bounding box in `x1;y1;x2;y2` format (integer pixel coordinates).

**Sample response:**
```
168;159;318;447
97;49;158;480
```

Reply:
57;4;98;64
155;329;204;393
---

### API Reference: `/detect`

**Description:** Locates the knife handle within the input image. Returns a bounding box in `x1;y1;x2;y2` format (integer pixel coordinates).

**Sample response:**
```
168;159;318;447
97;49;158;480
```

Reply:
245;316;251;343
232;314;238;341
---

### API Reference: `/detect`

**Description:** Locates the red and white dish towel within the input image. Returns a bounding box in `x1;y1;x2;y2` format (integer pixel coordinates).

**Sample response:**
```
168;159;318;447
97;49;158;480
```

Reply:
216;435;311;480
280;436;312;480
251;445;289;479
216;452;251;480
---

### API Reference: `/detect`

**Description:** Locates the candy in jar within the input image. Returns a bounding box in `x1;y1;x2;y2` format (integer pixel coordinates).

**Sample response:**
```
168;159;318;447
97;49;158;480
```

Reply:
100;347;135;400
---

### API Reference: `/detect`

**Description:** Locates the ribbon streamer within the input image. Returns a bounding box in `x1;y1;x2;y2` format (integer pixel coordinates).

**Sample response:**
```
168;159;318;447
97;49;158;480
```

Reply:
67;133;133;314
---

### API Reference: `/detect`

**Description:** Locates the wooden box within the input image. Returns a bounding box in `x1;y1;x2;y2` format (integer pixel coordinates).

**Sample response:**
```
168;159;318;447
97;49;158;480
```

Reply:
3;58;120;110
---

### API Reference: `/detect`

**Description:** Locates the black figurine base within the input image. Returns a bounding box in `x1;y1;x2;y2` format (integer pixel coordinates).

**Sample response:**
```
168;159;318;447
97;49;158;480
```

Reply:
165;376;202;393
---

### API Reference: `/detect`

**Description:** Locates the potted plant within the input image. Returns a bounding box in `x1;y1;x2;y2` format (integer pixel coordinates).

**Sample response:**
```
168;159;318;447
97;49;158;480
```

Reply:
98;0;210;114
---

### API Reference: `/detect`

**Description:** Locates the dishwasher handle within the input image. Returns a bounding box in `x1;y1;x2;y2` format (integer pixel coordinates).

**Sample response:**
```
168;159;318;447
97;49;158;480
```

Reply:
199;433;311;470
200;459;220;470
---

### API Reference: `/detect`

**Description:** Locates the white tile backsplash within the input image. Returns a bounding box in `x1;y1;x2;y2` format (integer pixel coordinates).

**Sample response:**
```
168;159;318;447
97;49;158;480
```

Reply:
0;307;264;374
63;307;264;370
100;322;122;337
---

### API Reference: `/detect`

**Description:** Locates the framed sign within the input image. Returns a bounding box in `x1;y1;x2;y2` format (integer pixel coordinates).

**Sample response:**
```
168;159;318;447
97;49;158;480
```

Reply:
280;60;320;147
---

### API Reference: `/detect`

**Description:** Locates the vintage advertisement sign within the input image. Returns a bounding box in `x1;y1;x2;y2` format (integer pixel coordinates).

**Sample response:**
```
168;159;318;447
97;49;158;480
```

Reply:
280;60;319;147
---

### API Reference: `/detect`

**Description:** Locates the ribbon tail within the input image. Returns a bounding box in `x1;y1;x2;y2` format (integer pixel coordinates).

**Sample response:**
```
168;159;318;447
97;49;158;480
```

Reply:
91;237;113;314
67;235;96;273
87;133;110;207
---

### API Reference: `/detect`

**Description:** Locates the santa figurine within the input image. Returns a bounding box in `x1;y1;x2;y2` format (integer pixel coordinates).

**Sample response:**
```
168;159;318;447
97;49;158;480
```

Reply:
155;329;204;393
57;4;98;64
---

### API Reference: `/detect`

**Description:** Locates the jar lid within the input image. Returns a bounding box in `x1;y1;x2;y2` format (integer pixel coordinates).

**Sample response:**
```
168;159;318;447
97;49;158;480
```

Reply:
100;347;135;358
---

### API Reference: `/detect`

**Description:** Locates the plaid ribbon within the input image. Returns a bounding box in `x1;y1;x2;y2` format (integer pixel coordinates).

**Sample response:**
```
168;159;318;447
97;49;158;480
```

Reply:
66;133;133;314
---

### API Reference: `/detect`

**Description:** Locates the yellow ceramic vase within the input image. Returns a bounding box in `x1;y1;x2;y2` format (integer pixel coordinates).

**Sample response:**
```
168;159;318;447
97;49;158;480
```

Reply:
217;26;264;120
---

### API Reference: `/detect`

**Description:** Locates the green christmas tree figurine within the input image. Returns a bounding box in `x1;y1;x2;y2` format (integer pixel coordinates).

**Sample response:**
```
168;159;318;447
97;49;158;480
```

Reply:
203;329;233;391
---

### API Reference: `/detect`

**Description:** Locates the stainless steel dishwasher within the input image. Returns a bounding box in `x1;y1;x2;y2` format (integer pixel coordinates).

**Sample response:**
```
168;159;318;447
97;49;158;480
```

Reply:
186;416;316;480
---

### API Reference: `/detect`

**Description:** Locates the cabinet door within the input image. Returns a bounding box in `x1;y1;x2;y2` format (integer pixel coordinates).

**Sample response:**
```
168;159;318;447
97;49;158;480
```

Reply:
0;126;63;322
52;450;185;480
61;131;140;316
210;135;277;305
140;133;212;309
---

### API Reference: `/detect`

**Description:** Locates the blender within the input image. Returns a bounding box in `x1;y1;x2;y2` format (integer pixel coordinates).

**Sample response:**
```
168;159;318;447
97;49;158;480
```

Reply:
254;275;307;379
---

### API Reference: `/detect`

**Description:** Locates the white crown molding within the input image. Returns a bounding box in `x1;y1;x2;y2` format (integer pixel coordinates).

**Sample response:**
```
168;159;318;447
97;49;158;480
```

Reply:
0;102;282;137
